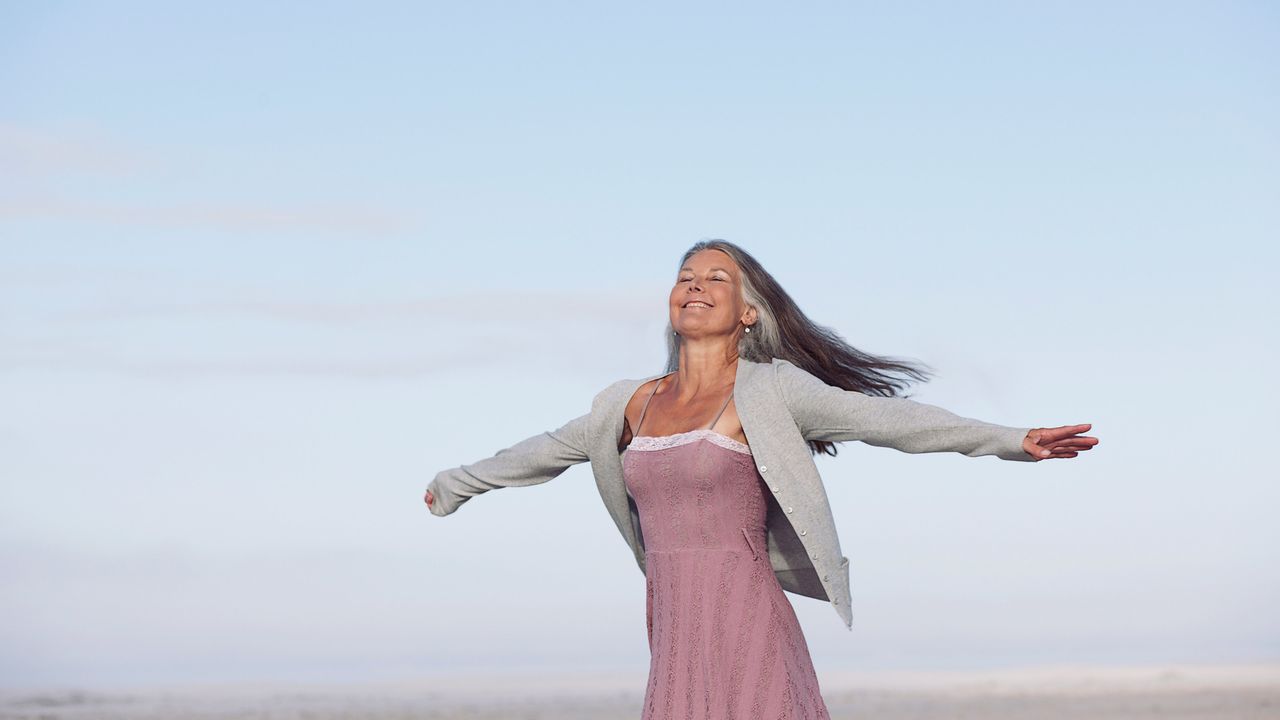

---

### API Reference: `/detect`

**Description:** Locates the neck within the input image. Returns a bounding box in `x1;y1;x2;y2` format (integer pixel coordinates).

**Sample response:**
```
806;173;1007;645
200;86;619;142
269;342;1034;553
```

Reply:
671;351;739;398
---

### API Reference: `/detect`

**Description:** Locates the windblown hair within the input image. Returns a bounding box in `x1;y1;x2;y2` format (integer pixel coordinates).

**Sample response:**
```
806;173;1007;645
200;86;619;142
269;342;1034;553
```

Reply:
665;239;935;457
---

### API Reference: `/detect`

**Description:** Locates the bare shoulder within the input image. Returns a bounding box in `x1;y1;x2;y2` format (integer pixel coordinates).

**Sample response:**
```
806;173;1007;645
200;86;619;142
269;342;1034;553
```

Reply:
617;377;665;446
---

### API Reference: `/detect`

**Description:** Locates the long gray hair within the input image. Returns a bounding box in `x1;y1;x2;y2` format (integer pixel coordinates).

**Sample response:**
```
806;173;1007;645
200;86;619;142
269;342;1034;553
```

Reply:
664;239;935;456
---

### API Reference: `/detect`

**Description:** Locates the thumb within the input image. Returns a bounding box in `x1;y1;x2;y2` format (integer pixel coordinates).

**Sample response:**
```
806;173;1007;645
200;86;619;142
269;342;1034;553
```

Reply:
1026;429;1052;459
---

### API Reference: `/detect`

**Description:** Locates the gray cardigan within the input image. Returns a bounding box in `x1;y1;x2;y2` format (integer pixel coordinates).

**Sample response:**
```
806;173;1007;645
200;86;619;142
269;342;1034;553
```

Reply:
426;356;1035;630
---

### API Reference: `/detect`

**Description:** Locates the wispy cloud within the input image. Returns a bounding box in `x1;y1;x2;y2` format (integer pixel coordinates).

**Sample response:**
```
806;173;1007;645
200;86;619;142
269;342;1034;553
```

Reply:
54;292;657;327
0;349;519;379
0;122;148;177
0;195;413;235
2;290;662;378
0;123;413;235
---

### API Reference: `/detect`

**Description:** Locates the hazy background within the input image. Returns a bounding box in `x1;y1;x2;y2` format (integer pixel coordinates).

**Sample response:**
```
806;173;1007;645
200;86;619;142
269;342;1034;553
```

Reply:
2;1;1276;691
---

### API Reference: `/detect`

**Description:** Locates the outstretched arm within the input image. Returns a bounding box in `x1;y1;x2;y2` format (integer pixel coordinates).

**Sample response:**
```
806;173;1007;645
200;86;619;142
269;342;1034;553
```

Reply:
425;411;592;516
773;358;1039;461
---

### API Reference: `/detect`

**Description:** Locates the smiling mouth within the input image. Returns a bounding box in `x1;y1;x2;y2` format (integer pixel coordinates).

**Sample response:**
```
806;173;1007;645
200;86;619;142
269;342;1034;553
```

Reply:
684;302;712;309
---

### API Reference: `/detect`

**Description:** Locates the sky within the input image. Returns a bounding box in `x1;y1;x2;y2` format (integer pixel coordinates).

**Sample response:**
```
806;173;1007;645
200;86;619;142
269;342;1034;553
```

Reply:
1;0;1277;691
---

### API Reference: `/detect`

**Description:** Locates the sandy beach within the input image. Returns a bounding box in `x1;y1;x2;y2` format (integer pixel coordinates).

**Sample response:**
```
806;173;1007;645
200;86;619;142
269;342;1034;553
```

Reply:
2;662;1276;719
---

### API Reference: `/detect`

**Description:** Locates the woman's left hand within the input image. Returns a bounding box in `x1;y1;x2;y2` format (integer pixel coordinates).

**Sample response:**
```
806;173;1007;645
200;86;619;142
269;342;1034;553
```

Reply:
1023;424;1098;460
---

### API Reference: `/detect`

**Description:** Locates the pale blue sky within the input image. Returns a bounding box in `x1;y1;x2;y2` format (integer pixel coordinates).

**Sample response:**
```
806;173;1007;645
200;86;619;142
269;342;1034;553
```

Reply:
1;1;1277;690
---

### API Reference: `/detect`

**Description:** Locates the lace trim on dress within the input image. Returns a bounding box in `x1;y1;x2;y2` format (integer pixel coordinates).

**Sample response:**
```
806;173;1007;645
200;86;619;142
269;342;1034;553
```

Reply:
626;428;751;456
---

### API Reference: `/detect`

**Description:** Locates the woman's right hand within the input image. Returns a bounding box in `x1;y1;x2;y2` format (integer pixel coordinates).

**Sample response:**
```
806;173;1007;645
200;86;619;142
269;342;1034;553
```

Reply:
424;488;435;509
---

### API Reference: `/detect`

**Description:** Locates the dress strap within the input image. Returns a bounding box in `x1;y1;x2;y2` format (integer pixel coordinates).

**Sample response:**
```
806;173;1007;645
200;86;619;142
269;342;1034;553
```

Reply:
705;388;735;432
633;374;668;437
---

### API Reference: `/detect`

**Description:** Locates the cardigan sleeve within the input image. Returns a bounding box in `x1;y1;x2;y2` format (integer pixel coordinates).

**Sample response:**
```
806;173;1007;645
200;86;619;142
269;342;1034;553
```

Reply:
426;410;593;516
772;358;1035;462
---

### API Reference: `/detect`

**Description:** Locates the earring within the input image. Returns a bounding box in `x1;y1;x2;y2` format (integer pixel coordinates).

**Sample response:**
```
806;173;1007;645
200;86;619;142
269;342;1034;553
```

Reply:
744;325;752;333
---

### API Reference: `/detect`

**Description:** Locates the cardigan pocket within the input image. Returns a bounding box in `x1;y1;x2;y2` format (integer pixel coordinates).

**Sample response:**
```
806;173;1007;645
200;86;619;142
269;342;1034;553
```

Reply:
740;527;760;561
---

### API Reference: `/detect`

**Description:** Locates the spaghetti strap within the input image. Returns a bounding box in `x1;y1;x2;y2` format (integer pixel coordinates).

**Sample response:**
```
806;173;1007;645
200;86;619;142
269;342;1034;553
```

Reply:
633;374;667;437
705;388;735;432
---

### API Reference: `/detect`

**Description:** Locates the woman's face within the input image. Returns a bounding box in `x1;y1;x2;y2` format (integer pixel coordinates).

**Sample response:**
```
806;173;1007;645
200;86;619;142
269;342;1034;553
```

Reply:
669;248;753;339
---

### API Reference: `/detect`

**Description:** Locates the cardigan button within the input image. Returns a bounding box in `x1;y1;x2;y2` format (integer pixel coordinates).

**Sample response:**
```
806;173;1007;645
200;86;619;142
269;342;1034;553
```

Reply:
759;465;767;472
799;529;806;536
811;552;818;560
785;506;793;513
823;575;830;582
770;485;779;492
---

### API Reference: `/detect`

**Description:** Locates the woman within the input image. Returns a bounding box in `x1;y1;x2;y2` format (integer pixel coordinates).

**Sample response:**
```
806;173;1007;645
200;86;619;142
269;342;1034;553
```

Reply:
425;240;1098;719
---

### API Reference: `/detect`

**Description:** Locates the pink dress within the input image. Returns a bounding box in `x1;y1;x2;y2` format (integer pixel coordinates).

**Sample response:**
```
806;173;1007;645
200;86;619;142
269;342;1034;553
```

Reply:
621;377;832;720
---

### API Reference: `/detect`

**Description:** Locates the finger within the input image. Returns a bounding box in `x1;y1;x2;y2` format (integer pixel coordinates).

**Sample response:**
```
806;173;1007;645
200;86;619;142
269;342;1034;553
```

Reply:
1044;439;1098;451
1038;425;1096;442
1044;430;1095;443
1044;424;1092;440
